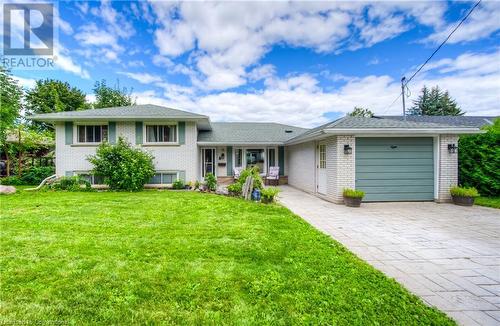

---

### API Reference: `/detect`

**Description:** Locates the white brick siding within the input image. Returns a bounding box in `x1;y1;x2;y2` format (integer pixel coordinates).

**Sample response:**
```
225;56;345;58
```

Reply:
55;121;199;182
287;141;316;193
437;134;459;202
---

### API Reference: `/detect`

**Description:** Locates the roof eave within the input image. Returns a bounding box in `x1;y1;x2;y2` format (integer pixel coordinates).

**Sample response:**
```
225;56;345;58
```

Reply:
197;141;285;146
323;128;482;135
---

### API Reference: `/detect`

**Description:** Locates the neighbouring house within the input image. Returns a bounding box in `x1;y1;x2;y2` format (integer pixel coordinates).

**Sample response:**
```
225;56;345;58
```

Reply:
31;104;485;203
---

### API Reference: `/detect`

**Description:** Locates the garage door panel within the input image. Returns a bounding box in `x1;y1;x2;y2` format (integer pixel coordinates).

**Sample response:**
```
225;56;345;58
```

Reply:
356;137;434;202
356;158;433;166
356;171;434;180
356;151;433;159
364;192;434;202
357;178;433;187
357;138;433;146
360;185;434;194
356;165;433;173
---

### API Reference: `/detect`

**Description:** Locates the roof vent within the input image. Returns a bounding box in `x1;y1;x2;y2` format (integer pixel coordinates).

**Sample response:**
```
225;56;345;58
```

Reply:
285;130;293;133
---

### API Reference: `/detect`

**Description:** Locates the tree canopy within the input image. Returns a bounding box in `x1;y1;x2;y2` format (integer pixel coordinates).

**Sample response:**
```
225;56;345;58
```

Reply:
25;79;89;131
93;80;135;109
409;86;463;116
348;107;374;118
0;67;22;145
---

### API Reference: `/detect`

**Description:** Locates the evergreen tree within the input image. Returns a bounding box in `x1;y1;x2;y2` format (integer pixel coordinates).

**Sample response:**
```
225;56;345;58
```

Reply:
410;86;464;116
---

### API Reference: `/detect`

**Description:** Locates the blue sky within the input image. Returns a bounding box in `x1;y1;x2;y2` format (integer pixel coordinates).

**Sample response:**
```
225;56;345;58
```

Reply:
5;1;500;127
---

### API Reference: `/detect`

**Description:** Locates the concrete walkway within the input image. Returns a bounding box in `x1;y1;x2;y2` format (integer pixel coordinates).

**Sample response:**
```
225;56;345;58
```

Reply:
278;186;500;326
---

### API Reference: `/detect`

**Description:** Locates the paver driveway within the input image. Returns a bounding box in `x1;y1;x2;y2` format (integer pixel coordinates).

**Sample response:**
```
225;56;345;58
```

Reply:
278;186;500;326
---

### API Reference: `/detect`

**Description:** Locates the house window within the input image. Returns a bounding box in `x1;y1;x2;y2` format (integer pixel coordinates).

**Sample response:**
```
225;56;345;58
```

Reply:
268;148;276;168
148;172;178;184
235;148;243;167
77;125;108;143
246;149;265;172
146;125;177;143
76;172;104;185
319;144;326;169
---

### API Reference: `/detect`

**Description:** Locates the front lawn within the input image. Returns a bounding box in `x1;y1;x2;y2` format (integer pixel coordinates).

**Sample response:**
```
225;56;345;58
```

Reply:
475;196;500;209
1;190;454;324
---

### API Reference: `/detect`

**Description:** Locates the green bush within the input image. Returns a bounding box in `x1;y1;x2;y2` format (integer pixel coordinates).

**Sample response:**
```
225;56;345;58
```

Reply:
343;188;365;198
459;118;500;197
261;187;280;203
49;176;91;191
0;176;23;185
20;166;55;185
204;173;217;191
450;186;479;198
88;137;155;191
172;179;185;190
227;182;242;196
238;167;263;190
194;180;201;190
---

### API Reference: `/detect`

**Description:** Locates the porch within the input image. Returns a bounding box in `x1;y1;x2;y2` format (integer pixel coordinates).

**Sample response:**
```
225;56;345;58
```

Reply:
199;145;287;183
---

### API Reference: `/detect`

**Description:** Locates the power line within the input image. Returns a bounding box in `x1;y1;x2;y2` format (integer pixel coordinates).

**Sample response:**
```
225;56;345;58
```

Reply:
380;0;482;114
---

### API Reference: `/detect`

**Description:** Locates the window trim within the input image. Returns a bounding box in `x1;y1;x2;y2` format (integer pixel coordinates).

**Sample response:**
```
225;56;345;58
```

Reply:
143;122;179;145
74;122;108;145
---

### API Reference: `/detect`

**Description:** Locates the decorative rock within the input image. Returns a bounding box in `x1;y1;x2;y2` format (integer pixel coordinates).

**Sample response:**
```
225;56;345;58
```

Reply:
216;185;229;195
0;185;16;195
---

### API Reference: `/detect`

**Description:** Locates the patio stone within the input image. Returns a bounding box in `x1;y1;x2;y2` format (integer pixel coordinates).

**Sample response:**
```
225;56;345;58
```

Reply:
278;185;500;326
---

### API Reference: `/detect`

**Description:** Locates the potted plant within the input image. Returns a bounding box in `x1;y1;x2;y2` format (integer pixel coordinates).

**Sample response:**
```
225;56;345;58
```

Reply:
343;188;365;207
450;186;479;206
261;187;280;204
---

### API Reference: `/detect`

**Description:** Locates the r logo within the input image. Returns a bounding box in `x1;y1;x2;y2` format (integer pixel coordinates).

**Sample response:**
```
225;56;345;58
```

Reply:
3;3;54;55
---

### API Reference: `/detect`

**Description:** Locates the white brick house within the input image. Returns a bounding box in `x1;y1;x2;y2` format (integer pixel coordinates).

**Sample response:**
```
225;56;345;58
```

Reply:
32;104;481;203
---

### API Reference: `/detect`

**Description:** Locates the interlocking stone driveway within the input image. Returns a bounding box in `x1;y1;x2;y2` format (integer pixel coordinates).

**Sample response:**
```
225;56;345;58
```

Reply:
278;186;500;326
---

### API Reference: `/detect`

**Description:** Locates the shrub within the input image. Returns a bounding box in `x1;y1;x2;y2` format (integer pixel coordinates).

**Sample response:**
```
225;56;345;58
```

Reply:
204;173;217;191
238;167;263;190
227;182;242;196
261;187;280;203
450;186;479;198
194;180;201;190
49;176;91;191
172;179;185;190
87;137;155;191
0;176;23;185
20;166;55;185
458;118;500;197
343;188;365;198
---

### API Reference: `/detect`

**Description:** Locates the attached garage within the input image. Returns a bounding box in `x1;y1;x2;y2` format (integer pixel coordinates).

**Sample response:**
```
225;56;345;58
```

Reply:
355;137;434;202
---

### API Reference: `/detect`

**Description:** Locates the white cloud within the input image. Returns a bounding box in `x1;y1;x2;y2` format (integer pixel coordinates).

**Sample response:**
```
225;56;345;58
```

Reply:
12;75;36;89
148;1;449;91
131;50;500;127
118;72;162;84
54;46;90;79
425;1;500;44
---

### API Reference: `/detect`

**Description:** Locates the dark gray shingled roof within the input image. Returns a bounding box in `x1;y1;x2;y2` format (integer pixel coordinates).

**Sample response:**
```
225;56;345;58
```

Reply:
286;116;480;144
379;115;498;128
197;122;307;144
31;104;209;120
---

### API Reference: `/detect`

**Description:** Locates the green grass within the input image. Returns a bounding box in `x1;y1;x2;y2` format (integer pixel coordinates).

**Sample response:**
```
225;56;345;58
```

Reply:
1;190;454;325
475;196;500;209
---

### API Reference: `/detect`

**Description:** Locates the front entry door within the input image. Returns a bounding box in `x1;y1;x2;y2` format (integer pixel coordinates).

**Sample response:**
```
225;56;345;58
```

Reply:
202;148;216;177
317;143;327;194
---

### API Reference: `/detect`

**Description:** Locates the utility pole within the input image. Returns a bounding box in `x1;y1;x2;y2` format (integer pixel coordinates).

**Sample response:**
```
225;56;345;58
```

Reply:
401;76;406;120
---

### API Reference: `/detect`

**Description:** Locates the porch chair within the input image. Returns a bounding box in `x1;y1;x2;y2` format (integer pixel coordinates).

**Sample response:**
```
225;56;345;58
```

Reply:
266;166;280;186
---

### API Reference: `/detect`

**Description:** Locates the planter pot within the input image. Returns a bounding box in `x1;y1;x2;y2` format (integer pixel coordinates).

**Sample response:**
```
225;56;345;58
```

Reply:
344;196;362;207
452;195;475;206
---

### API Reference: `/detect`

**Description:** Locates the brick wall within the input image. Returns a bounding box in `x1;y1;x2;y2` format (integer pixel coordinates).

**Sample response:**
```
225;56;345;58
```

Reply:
438;134;459;202
332;135;355;203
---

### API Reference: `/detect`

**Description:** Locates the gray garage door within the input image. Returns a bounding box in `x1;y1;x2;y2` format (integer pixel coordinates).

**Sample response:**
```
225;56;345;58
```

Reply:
355;137;434;201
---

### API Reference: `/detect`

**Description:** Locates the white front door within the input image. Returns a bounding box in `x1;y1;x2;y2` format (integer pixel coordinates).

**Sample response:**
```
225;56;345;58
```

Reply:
317;143;327;194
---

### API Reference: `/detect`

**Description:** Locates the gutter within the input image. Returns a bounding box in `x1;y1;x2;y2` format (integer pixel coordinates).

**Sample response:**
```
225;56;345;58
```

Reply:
323;128;482;135
197;141;285;146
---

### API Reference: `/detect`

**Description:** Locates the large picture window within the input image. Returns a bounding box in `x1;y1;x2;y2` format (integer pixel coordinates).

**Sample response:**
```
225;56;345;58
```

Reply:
146;125;177;143
77;125;108;143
